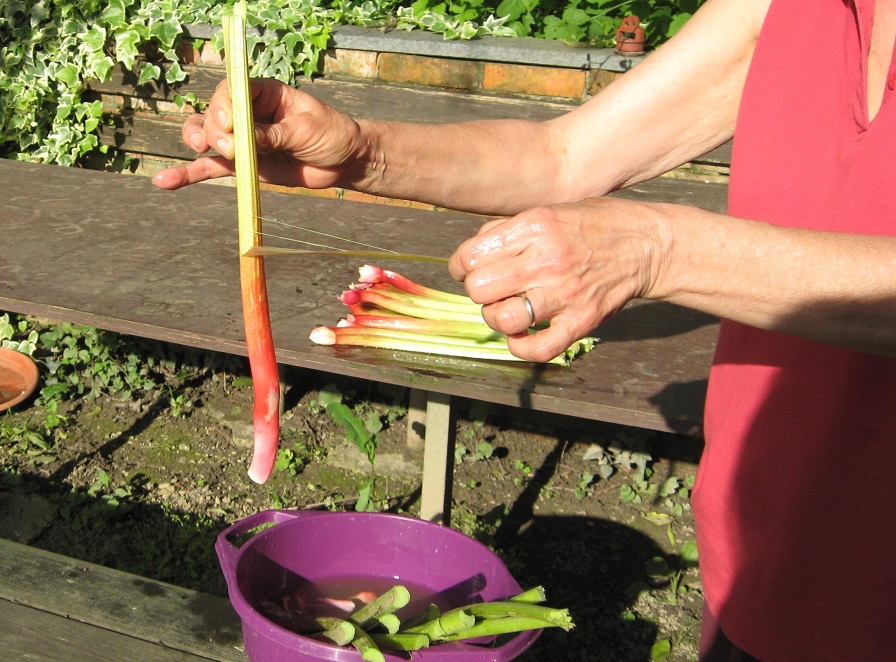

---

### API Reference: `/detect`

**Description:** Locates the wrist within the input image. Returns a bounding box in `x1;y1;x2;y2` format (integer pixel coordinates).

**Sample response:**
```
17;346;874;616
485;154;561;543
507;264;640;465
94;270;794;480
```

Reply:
343;118;388;194
639;202;680;301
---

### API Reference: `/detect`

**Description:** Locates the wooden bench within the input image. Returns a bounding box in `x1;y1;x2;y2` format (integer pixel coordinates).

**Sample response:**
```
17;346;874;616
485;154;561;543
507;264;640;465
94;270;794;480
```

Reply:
0;536;244;660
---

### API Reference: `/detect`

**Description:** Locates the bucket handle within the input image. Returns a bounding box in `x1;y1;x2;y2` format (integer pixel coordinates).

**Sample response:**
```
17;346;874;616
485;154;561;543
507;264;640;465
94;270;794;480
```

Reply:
215;509;329;581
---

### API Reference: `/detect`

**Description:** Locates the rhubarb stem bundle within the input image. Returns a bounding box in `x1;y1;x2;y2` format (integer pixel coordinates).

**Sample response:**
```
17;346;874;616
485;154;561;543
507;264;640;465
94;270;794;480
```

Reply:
299;584;573;654
310;265;597;365
223;1;280;484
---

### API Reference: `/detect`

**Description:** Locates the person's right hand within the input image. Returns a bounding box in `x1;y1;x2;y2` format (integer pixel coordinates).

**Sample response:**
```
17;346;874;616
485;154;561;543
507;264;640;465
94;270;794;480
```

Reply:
152;78;363;191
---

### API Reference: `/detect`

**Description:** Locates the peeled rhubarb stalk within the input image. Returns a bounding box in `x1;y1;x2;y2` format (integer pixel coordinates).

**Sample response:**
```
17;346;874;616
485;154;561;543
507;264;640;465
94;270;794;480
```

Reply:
290;584;573;652
224;1;280;483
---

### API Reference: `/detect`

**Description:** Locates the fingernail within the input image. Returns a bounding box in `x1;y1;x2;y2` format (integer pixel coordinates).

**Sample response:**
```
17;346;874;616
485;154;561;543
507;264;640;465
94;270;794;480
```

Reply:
216;138;230;157
217;110;228;127
189;133;204;152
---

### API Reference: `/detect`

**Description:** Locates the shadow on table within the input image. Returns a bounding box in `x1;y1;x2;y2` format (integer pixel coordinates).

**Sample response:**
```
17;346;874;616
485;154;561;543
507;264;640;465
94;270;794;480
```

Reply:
596;300;719;344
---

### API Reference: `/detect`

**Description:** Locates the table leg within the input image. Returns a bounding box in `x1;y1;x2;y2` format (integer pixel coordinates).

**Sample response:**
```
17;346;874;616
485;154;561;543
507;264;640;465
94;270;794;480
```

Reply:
418;391;456;525
405;388;428;452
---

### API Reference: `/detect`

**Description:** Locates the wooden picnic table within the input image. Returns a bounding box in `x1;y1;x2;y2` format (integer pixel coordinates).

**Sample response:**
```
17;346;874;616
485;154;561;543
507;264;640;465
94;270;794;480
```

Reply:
0;159;723;519
0;157;724;659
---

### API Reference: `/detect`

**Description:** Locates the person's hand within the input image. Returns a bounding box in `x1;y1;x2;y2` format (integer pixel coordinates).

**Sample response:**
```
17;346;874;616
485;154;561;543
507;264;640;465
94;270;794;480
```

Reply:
448;197;668;362
152;78;363;190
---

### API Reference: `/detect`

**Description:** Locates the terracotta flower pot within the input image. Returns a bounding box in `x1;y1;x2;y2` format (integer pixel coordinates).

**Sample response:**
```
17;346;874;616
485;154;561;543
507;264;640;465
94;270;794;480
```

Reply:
0;347;39;412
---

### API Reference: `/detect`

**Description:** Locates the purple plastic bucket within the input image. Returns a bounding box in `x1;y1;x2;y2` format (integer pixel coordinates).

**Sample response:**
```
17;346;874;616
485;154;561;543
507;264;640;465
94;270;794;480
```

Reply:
216;510;540;661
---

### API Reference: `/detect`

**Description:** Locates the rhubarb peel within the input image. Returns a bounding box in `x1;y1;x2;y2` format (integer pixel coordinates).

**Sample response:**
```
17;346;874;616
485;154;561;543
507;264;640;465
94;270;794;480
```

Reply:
224;1;280;484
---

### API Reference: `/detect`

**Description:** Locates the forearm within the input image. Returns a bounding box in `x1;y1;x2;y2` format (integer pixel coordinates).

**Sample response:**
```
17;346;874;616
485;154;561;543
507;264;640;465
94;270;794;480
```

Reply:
653;206;896;357
339;0;762;215
342;117;565;215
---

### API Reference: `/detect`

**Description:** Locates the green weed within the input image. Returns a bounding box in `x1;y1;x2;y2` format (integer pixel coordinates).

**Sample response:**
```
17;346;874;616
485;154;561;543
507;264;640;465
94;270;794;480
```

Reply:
316;383;380;465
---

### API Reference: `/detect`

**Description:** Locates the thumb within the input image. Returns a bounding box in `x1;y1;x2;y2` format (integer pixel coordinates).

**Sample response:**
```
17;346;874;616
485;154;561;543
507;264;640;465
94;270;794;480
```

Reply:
254;122;291;155
506;315;592;364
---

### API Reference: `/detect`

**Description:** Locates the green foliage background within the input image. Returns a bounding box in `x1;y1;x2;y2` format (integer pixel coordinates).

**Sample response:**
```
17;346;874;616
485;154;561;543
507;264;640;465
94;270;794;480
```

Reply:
0;0;703;166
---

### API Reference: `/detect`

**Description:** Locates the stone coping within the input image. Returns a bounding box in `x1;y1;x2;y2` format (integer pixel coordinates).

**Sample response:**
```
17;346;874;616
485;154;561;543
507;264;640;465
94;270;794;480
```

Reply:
183;23;644;73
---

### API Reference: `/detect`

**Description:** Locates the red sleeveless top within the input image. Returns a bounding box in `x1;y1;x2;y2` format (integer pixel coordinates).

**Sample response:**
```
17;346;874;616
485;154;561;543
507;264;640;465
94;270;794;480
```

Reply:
695;1;896;659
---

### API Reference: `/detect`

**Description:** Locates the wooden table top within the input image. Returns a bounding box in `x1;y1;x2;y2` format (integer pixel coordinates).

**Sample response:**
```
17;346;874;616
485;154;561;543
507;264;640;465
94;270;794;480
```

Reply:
0;159;723;436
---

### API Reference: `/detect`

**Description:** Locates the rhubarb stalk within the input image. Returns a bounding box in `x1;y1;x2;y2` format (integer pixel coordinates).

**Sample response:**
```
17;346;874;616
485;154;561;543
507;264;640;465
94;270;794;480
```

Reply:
357;265;471;303
348;585;412;629
343;314;503;342
310;325;580;364
339;288;484;323
224;1;280;484
315;617;356;646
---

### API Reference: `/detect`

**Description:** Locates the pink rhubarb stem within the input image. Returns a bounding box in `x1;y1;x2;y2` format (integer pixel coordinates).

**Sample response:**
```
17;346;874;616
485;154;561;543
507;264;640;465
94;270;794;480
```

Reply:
359;283;481;315
340;289;484;323
315;325;503;348
346;314;501;341
225;2;280;484
310;325;560;363
241;259;280;484
357;265;470;303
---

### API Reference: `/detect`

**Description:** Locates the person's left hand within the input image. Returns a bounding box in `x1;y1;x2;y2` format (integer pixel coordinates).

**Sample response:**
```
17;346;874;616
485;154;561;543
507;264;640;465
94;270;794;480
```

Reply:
448;197;668;362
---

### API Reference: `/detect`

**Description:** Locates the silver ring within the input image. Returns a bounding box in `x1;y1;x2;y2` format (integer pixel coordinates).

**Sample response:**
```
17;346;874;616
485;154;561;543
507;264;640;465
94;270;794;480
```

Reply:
518;293;536;327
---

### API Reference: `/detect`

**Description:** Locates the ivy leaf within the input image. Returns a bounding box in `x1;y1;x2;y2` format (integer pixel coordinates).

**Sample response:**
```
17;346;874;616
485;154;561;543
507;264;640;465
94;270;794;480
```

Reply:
91;57;115;82
82;25;108;53
150;19;182;49
115;29;141;71
101;0;128;29
658;476;681;497
55;64;80;88
138;62;161;85
458;21;479;40
55;103;74;121
165;61;187;84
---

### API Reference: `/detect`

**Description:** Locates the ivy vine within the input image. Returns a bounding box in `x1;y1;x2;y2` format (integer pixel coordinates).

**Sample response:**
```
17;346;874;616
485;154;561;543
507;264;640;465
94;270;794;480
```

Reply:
0;0;699;167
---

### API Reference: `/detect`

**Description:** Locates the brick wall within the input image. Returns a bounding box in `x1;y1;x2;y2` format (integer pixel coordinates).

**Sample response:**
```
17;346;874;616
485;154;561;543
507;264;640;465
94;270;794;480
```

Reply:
184;32;626;102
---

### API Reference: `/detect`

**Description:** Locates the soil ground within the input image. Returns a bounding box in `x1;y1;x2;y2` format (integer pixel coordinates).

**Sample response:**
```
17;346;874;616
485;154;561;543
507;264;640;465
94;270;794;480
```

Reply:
0;330;704;661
